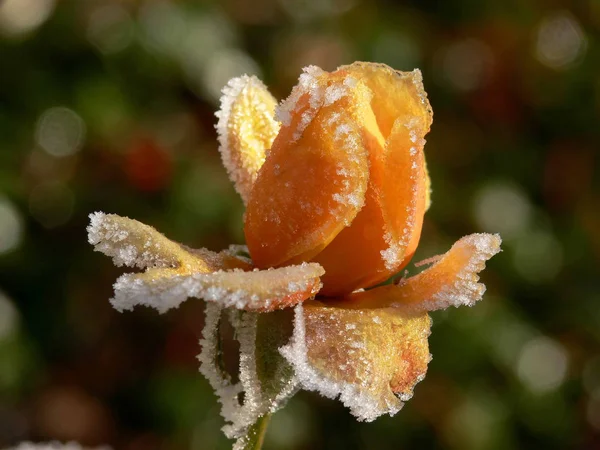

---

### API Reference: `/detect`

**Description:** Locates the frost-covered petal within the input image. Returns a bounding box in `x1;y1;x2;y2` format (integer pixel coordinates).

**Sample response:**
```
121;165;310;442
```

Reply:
88;212;324;312
280;301;431;422
310;63;432;296
111;262;324;313
338;233;502;312
216;75;280;204
338;62;433;137
245;69;370;269
87;211;249;272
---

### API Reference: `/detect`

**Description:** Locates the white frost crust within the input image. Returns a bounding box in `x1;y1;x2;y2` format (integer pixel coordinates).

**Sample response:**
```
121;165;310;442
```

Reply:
198;304;298;441
215;75;280;204
399;233;502;312
5;444;110;450
275;65;326;142
279;304;402;422
110;263;324;313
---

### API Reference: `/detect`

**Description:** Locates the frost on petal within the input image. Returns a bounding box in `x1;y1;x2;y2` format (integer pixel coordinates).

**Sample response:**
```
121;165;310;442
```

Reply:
245;72;371;269
198;304;298;442
87;211;245;272
379;116;429;272
280;301;431;422
111;262;324;313
339;233;502;312
311;66;431;296
216;75;280;204
88;212;324;312
337;63;433;138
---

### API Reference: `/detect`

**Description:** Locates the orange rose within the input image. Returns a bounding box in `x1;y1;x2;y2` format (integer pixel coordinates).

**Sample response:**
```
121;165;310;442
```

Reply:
89;62;501;434
241;63;431;296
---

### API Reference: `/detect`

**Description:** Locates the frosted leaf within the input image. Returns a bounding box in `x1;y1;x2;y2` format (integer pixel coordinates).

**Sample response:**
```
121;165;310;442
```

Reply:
216;75;280;204
5;444;110;450
340;233;502;312
280;301;431;422
198;304;298;442
88;212;324;312
111;262;324;313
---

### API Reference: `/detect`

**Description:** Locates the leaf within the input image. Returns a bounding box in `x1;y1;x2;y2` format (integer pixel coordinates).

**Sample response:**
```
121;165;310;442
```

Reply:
198;305;298;441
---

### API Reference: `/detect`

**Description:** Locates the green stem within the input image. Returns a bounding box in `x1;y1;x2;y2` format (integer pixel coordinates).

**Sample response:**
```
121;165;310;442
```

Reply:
235;414;271;450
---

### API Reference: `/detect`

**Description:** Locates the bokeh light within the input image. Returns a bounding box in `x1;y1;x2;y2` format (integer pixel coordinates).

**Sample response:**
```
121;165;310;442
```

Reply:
35;107;86;158
472;181;532;240
517;336;569;394
0;196;24;255
535;11;586;70
86;3;134;55
0;0;55;37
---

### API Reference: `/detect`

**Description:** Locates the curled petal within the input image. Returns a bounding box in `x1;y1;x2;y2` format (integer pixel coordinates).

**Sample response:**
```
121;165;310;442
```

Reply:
216;75;280;204
314;65;431;296
87;212;249;272
88;212;324;312
280;301;431;422
245;70;370;268
111;263;324;313
379;116;429;272
337;233;502;312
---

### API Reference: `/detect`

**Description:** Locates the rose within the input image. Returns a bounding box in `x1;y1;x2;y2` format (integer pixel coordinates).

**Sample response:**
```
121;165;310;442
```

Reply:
88;62;501;441
227;63;433;296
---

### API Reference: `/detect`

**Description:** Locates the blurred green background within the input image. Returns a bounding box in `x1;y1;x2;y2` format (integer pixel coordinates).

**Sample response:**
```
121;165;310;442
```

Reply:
0;0;599;448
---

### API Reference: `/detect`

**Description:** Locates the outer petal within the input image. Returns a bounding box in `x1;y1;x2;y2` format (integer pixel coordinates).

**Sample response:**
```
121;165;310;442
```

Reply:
88;212;324;312
334;233;502;312
313;64;431;296
280;301;431;421
110;263;324;313
216;75;280;204
245;68;371;269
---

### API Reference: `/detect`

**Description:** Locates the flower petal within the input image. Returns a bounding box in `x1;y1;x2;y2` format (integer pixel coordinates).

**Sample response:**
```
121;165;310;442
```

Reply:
335;233;502;312
313;65;431;296
245;68;370;268
338;62;433;137
88;212;324;312
280;301;431;421
110;263;324;313
216;75;280;204
87;211;249;272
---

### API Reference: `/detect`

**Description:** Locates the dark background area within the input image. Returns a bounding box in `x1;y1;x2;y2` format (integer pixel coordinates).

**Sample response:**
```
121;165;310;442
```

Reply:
0;0;599;448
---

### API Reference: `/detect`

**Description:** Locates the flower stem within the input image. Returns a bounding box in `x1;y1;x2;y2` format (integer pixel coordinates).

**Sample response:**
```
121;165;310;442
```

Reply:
235;414;271;450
